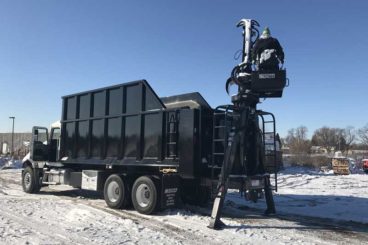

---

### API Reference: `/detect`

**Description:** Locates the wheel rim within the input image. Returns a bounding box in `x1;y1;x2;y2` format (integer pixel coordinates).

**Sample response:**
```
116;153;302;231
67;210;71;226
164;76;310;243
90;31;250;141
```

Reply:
136;183;151;208
107;180;121;203
24;172;32;189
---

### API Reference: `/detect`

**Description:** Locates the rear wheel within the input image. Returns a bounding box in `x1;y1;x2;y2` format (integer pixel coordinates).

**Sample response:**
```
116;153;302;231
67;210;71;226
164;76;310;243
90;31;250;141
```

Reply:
132;176;158;214
22;166;41;193
104;174;130;209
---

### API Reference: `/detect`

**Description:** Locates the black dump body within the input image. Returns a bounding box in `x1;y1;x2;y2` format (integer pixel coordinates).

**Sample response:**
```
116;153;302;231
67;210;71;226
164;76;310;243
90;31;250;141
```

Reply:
60;80;214;179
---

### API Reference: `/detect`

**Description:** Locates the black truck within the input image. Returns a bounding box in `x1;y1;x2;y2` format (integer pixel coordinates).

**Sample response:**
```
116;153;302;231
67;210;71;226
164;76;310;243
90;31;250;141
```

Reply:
21;19;286;227
22;77;283;212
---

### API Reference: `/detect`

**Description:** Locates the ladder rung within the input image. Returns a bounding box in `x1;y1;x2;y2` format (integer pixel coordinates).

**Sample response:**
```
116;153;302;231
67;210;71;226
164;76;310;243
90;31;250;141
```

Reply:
214;126;226;128
264;121;274;123
214;139;225;142
167;142;177;145
213;153;224;155
264;132;274;134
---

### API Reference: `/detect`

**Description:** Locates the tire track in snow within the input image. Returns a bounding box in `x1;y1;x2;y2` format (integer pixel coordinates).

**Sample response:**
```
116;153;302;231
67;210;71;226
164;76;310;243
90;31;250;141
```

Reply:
65;199;220;245
220;199;368;241
0;208;89;244
1;169;368;244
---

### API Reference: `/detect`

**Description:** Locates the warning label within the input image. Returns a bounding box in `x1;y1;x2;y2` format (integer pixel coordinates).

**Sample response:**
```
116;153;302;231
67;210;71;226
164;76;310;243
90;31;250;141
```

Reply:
164;188;178;207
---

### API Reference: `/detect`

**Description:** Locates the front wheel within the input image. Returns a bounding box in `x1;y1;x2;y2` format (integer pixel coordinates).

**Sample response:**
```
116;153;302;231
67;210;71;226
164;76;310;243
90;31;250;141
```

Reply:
22;166;41;193
131;176;158;214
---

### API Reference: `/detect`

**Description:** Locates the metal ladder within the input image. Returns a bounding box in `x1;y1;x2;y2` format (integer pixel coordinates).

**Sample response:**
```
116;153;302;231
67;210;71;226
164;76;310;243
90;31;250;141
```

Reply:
209;108;277;229
258;111;278;191
210;105;233;180
166;112;178;159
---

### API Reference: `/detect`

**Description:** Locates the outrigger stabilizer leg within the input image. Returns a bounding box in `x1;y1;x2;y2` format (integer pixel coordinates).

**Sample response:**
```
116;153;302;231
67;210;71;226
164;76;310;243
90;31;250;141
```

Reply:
208;132;240;229
264;175;276;215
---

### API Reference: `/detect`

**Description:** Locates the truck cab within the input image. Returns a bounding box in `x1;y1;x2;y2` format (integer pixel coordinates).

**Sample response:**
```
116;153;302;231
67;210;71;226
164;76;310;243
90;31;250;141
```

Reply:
23;121;61;167
21;121;62;194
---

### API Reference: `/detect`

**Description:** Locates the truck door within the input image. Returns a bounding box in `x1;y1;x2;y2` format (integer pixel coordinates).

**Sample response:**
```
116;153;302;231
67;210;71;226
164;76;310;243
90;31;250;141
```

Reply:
30;127;49;161
48;127;61;162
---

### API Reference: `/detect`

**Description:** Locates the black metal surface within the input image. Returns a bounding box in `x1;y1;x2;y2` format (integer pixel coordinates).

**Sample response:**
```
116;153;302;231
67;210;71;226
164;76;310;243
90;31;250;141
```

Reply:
160;174;180;209
57;77;280;199
60;80;166;165
178;109;200;178
108;87;123;116
124;116;140;158
143;113;163;158
59;80;209;178
77;121;89;157
106;117;121;157
251;69;286;98
65;97;76;120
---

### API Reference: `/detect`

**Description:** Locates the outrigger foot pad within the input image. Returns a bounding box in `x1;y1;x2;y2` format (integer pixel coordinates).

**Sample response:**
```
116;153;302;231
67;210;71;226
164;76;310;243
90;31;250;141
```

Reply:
264;208;276;216
208;219;226;230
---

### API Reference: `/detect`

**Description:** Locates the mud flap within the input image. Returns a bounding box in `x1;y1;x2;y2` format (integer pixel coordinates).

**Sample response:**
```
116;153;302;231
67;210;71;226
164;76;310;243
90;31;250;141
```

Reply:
160;174;180;210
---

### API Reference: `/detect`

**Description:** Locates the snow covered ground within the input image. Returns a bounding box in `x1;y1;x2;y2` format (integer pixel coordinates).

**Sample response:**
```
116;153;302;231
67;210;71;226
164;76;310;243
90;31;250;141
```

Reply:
0;157;22;170
228;167;368;224
0;164;367;244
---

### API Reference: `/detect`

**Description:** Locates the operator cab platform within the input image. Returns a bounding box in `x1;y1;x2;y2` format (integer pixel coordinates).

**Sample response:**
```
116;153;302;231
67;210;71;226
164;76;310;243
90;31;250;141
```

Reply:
250;69;287;98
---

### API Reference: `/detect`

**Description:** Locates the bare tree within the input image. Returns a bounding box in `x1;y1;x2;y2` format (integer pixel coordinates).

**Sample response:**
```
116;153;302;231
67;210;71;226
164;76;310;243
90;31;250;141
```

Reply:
335;128;346;152
311;127;346;153
285;126;310;154
312;127;334;153
342;126;356;154
358;124;368;148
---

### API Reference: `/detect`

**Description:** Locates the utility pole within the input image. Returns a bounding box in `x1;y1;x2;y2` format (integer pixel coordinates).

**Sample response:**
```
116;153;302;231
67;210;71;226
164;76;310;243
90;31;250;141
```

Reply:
9;117;15;157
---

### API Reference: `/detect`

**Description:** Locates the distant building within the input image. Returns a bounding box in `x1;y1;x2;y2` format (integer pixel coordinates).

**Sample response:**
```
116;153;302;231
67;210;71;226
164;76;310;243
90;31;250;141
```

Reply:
310;146;327;154
351;150;368;155
0;133;32;157
281;145;290;154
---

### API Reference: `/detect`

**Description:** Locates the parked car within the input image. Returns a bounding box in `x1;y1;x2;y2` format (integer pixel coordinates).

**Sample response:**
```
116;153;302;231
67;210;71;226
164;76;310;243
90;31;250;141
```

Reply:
362;159;368;173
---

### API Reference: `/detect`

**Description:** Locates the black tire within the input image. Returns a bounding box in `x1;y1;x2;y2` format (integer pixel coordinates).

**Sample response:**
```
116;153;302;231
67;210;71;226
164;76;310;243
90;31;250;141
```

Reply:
104;174;129;209
22;166;41;193
131;176;158;214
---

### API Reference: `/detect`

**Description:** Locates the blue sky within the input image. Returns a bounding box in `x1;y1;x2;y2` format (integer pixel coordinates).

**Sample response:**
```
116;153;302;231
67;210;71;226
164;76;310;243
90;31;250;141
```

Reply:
0;0;367;138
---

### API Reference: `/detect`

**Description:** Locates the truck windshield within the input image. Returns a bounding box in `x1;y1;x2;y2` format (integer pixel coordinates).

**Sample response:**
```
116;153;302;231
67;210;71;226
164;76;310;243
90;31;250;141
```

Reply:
52;128;61;140
37;131;48;144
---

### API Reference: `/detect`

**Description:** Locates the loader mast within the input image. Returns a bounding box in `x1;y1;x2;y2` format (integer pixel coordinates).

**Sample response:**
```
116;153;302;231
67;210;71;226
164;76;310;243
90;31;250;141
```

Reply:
208;19;286;229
